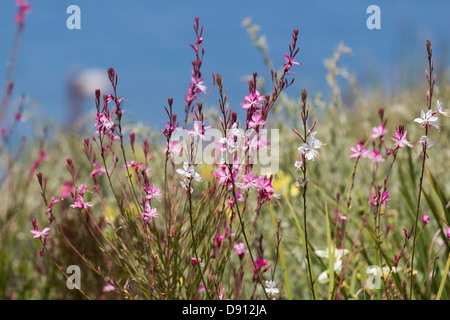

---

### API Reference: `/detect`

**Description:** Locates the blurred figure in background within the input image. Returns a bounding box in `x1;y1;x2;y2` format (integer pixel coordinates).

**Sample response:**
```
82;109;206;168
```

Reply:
67;67;109;129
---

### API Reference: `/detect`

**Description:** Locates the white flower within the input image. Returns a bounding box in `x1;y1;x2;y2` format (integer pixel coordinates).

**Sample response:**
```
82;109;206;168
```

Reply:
318;259;344;284
298;131;324;161
176;162;192;179
315;247;349;259
436;100;449;117
177;162;201;193
180;178;193;193
315;247;349;284
294;160;303;170
229;123;243;138
176;162;201;182
414;109;440;131
418;135;435;148
265;280;279;295
367;266;401;278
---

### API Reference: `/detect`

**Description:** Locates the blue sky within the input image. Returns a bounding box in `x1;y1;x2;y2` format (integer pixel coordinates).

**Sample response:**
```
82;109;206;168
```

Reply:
1;1;449;128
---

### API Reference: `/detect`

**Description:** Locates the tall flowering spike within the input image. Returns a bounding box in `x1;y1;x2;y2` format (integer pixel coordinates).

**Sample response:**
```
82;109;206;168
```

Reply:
184;17;206;121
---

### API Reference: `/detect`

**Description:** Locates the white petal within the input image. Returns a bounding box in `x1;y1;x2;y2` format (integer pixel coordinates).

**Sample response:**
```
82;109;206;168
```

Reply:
317;271;329;283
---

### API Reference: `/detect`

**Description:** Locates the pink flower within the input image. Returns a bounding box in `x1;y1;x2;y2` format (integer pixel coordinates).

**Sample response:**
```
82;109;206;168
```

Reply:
283;54;300;70
14;112;25;122
61;181;73;199
213;165;237;189
422;215;430;225
252;257;270;274
240;172;260;190
350;141;369;159
248;113;266;129
190;257;203;266
215;232;224;248
391;125;413;149
70;195;93;209
247;132;269;152
333;209;347;225
141;204;159;226
45;197;60;216
90;160;106;177
240;90;265;110
122;160;143;170
161;122;177;137
226;188;244;207
15;0;32;24
368;148;385;163
185;73;207;103
103;284;115;292
403;228;409;239
144;184;162;201
77;184;89;196
370;190;390;207
370;124;387;141
446;227;450;241
164;140;182;157
95;113;115;135
191;76;207;94
30;226;50;239
255;176;277;202
188;121;205;140
234;242;248;257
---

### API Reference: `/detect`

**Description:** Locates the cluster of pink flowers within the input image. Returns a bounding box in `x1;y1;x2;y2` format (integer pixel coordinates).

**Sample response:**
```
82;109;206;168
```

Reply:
70;184;93;209
94;112;116;139
15;0;32;24
140;181;161;226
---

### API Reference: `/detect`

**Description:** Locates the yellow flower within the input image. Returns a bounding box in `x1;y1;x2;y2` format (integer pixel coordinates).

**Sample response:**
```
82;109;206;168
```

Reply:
272;169;291;194
290;183;300;197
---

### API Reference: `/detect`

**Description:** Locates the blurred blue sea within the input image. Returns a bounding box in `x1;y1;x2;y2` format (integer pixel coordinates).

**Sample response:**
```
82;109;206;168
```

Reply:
0;0;449;128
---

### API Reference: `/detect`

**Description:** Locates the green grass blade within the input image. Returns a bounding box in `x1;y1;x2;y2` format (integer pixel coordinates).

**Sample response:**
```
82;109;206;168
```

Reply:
436;252;450;300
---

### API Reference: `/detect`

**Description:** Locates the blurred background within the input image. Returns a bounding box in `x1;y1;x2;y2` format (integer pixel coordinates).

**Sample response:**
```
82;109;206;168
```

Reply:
0;0;449;127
